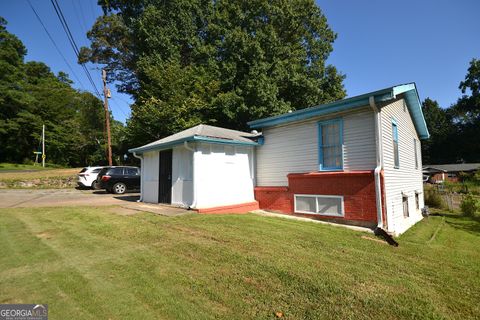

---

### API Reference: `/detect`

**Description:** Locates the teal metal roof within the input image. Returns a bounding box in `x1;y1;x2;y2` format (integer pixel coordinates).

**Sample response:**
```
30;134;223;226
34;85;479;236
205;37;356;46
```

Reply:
248;83;430;140
129;124;259;154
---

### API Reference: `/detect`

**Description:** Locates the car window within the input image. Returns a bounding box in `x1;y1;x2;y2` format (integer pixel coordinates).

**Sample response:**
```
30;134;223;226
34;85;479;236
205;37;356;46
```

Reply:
91;168;102;173
79;168;87;173
109;168;124;175
126;168;138;176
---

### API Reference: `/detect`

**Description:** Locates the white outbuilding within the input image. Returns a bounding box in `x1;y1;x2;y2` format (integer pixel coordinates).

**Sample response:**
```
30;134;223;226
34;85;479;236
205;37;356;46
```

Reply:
129;124;261;213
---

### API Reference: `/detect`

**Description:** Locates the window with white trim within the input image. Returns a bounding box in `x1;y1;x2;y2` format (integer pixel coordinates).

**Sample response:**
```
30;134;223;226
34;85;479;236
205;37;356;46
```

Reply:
403;195;409;218
318;119;343;170
392;120;399;168
294;194;344;217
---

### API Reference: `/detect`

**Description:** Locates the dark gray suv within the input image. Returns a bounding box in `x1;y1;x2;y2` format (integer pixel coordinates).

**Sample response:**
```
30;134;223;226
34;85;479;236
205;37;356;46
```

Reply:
96;166;140;194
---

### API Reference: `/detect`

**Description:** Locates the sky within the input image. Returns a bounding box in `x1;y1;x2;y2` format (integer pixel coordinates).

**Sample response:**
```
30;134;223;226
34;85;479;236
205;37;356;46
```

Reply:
1;0;479;124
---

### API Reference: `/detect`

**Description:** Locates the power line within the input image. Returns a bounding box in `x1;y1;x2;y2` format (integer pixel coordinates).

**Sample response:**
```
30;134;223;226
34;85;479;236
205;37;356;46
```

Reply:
70;0;88;36
110;96;131;120
50;0;102;98
26;0;85;89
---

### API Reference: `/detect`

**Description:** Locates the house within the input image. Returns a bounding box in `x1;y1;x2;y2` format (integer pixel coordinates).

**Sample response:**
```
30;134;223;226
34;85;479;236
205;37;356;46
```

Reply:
130;83;429;235
423;163;480;183
129;124;261;213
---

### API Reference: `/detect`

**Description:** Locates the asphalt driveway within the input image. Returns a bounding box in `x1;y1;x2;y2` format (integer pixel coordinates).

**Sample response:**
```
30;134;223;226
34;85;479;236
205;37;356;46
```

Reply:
0;189;189;216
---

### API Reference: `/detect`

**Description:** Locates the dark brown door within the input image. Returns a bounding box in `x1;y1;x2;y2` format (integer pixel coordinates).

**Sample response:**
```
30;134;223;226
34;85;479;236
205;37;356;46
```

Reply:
158;149;172;203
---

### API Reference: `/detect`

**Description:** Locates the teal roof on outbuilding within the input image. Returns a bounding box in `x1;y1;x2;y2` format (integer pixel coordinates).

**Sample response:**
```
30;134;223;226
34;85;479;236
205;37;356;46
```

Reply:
248;83;430;140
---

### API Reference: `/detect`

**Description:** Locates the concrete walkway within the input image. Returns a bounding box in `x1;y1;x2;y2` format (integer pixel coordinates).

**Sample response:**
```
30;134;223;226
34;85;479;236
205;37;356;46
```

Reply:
0;189;190;217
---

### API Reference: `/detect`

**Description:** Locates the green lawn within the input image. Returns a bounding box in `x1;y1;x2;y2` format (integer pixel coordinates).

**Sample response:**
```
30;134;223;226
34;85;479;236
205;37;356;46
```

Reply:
0;163;64;171
0;207;479;319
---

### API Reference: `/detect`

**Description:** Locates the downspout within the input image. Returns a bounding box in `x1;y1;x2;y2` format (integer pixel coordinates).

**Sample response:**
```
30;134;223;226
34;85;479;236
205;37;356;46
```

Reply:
132;151;144;202
369;96;384;229
183;141;197;209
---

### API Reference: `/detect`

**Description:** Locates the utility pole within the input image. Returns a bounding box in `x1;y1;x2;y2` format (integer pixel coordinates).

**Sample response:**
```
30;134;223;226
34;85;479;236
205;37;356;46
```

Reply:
42;124;45;168
102;69;113;166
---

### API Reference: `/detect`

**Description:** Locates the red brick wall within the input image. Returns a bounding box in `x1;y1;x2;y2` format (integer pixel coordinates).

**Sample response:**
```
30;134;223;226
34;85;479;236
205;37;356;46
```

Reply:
255;171;378;224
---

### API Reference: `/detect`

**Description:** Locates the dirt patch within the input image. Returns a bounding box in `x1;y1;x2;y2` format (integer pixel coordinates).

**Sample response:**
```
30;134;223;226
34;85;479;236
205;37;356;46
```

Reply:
109;207;139;216
361;235;388;245
36;231;54;240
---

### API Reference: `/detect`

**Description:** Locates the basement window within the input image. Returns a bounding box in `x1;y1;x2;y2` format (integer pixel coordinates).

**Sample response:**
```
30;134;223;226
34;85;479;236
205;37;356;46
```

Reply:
403;195;409;218
415;192;420;210
294;194;344;217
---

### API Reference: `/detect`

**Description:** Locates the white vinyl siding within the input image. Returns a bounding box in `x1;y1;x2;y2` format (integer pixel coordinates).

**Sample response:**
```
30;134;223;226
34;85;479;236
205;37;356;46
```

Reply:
256;109;376;186
381;98;424;235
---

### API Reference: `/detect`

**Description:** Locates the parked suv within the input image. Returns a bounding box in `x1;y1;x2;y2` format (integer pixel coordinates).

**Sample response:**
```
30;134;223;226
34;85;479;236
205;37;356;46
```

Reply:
96;166;140;194
77;166;104;189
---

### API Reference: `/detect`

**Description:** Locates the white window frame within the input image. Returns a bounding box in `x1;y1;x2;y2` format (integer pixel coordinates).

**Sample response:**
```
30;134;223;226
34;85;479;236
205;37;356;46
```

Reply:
294;194;345;217
402;194;409;218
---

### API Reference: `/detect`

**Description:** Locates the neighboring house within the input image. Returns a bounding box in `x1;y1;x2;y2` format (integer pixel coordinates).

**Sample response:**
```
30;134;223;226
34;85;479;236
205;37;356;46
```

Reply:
129;83;429;235
129;125;261;213
423;163;480;183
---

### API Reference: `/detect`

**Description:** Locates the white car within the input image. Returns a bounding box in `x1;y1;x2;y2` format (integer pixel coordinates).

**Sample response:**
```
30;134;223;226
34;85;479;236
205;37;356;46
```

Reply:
77;166;104;189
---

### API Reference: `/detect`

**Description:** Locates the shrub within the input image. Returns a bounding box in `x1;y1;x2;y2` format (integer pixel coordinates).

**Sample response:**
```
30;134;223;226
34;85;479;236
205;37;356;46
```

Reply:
461;193;479;217
424;189;446;209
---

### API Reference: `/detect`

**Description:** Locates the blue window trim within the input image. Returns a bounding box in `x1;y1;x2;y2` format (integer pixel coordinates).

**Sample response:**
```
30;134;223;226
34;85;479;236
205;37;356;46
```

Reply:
318;118;344;171
392;118;400;169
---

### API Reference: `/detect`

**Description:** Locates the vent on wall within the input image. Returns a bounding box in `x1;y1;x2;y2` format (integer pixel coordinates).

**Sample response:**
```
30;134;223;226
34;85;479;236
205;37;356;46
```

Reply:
294;194;344;217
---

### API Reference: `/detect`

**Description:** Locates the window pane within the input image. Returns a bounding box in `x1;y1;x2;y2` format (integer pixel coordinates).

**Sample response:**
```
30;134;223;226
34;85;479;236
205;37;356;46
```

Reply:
110;168;123;175
320;120;342;169
394;141;399;167
317;197;342;215
296;196;316;213
126;168;138;175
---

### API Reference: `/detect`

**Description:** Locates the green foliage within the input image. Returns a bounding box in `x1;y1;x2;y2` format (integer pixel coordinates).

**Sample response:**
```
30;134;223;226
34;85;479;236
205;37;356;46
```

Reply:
424;189;446;209
423;58;480;164
461;193;479;217
0;17;124;166
80;0;346;146
421;98;455;164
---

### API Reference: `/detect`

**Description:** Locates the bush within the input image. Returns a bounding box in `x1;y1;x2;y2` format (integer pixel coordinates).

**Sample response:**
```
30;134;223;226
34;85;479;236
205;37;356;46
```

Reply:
424;189;446;209
461;193;479;217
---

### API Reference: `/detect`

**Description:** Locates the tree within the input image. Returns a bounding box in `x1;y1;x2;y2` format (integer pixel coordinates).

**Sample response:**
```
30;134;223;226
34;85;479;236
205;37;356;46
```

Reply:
0;17;124;166
450;59;480;162
421;59;480;164
80;0;346;146
421;98;455;164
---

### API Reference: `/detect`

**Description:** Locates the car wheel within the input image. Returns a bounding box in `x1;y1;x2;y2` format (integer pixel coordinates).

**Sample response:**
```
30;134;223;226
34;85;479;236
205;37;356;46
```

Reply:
91;181;98;190
112;182;127;194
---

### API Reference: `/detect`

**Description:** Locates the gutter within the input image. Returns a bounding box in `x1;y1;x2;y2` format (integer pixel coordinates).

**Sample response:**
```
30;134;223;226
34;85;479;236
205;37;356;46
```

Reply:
183;141;197;210
369;96;384;229
132;152;144;202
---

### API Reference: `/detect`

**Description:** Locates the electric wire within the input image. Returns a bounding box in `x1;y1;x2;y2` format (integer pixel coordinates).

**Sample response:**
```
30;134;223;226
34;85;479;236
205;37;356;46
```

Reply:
50;0;102;98
26;0;86;89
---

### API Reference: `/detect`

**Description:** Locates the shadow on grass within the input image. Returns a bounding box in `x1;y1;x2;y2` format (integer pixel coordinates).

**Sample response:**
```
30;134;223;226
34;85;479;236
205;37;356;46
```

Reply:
431;211;480;236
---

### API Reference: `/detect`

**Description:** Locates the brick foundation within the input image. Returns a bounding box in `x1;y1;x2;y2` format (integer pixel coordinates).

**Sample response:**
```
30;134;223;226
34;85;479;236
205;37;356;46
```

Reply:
255;171;379;226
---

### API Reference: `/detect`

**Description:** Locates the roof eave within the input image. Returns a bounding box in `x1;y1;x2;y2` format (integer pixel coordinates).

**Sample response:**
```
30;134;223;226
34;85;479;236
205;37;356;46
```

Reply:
128;135;258;154
248;83;430;140
247;88;394;129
